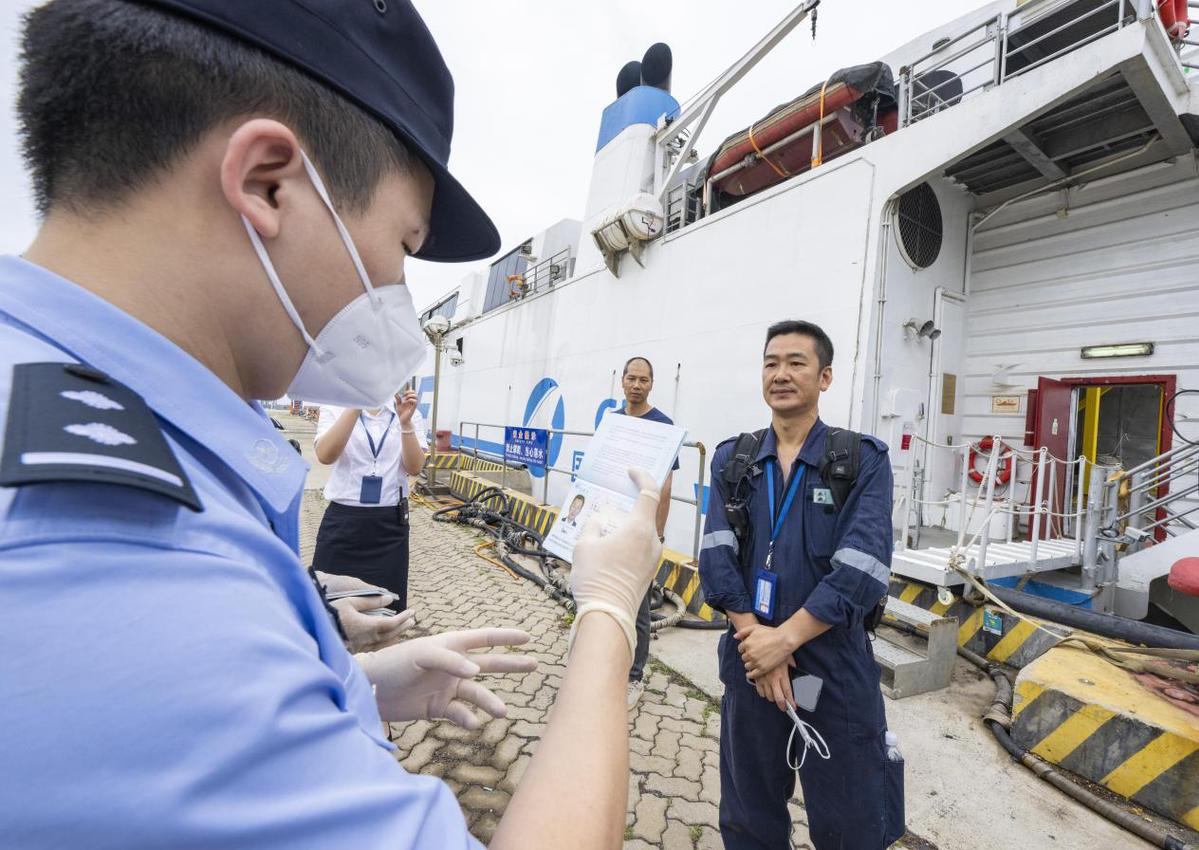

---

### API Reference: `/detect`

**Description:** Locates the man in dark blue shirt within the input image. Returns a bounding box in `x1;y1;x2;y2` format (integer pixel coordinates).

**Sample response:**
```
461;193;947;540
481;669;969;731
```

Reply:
699;321;903;850
613;355;679;706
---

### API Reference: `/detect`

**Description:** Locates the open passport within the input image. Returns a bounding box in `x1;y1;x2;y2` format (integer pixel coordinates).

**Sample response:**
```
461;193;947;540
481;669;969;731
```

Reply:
543;411;686;562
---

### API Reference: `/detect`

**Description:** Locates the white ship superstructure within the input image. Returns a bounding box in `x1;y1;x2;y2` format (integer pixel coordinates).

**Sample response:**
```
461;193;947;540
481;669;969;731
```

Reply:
415;0;1199;629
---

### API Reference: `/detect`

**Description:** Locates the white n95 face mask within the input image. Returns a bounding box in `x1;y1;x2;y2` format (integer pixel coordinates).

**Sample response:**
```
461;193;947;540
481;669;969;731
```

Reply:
242;150;426;408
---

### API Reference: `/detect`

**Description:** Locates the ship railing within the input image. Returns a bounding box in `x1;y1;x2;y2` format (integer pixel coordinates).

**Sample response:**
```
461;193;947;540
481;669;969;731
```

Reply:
507;249;574;301
665;182;702;234
1111;440;1199;547
896;434;1088;574
457;420;709;561
899;0;1155;128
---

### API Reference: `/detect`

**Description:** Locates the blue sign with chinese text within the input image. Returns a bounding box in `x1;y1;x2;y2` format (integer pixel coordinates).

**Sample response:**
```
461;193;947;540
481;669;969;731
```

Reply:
504;426;549;469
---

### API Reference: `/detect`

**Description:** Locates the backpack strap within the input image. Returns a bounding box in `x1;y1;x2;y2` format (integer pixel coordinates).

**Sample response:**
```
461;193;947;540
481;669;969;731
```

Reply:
719;429;767;561
720;429;766;495
819;427;861;510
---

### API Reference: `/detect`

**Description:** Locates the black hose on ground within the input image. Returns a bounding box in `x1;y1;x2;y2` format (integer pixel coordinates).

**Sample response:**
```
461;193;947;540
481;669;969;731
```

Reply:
943;631;1199;850
431;485;727;630
989;586;1199;650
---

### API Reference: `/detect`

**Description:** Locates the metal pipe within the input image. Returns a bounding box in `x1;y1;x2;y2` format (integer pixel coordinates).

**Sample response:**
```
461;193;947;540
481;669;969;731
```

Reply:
692;441;708;560
1140;500;1199;532
1046;458;1059;538
1125;469;1149;552
1115;484;1199;523
1030;448;1047;563
1081;462;1110;591
957;445;971;549
429;336;443;488
900;448;919;552
906;15;1000;72
1006;22;1121;80
1134;455;1199;494
1073;456;1086;559
976;437;1002;572
1124;439;1199;475
707;111;841;185
870;200;897;434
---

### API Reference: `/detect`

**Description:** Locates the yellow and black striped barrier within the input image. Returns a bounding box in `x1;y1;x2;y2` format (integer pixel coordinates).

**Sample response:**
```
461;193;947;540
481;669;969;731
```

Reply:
889;577;1199;830
426;453;506;473
887;578;1069;668
1012;647;1199;830
443;470;723;622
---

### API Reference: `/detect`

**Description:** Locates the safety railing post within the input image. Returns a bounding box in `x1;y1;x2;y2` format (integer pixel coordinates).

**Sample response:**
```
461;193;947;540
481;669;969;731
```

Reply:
1029;448;1047;564
1073;456;1086;560
957;444;971;550
475;423;480;458
1081;461;1110;592
542;466;550;507
975;436;1002;574
1125;469;1148;552
900;451;918;552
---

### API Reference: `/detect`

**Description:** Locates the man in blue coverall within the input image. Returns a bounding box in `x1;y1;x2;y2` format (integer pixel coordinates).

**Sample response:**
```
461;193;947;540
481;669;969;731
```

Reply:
0;2;664;848
699;320;904;849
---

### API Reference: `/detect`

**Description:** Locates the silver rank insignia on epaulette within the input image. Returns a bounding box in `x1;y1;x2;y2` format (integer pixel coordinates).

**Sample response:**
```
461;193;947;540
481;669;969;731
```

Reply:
0;362;202;511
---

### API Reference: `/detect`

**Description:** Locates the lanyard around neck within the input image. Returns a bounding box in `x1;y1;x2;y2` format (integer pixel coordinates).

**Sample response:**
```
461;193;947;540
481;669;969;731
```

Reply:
764;460;804;570
359;411;396;460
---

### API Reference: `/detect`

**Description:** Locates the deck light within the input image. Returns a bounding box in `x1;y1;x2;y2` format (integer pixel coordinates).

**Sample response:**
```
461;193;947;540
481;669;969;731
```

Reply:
1080;342;1154;359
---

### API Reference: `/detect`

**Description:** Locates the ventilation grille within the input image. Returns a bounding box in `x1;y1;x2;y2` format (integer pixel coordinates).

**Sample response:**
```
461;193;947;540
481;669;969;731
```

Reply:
896;183;943;269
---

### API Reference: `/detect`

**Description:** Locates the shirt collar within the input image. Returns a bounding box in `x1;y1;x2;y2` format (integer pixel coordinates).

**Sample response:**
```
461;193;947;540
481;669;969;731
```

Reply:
755;417;828;470
0;256;308;513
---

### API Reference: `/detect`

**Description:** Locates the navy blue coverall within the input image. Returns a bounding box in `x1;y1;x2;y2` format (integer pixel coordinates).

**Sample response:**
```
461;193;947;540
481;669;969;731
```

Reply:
698;419;904;850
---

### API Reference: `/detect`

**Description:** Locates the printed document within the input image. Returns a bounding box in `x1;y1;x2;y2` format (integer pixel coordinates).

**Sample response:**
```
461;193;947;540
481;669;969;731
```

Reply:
544;412;686;561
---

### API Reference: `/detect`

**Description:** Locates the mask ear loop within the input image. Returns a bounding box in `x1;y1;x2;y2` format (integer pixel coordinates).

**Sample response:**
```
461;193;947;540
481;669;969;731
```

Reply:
241;214;323;356
299;151;381;310
785;704;831;773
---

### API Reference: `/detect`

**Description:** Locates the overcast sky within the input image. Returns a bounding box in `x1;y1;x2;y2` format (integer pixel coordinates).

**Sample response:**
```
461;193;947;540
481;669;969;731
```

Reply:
0;0;988;309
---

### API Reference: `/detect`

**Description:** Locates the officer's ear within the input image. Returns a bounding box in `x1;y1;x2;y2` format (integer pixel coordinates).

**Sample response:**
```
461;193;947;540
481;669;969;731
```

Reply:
819;365;833;391
219;119;306;240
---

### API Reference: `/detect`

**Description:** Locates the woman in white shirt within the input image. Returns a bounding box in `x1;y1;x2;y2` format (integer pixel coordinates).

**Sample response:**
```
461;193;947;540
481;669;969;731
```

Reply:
311;388;427;611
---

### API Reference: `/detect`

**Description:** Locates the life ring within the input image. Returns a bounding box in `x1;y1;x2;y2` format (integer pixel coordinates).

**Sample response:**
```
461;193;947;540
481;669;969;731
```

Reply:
968;437;1013;485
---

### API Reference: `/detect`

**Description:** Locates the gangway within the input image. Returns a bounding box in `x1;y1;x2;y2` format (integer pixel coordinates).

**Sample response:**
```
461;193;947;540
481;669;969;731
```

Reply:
891;432;1199;621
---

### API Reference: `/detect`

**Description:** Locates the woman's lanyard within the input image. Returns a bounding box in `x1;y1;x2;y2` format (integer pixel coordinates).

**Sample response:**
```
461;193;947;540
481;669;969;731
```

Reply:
764;460;805;570
359;412;396;474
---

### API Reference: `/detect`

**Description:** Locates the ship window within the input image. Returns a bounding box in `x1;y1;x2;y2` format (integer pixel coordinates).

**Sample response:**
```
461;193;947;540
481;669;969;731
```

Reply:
895;182;942;269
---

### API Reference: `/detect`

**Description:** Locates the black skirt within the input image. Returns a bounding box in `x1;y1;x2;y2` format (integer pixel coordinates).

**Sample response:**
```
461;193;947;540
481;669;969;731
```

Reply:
312;500;410;611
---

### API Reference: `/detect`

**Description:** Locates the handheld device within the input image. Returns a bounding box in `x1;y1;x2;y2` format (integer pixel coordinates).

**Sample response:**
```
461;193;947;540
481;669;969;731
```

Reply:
324;588;390;601
790;671;824;712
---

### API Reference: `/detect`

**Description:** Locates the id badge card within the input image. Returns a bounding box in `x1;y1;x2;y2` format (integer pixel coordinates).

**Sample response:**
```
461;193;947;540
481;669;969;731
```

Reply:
753;569;777;620
359;474;383;504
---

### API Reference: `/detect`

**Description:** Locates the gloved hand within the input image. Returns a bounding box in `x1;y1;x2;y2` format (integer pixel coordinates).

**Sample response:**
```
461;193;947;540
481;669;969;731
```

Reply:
569;468;663;659
331;594;416;653
358;629;538;728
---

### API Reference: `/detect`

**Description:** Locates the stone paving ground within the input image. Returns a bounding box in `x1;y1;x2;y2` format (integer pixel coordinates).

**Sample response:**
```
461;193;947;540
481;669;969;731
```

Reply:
300;491;816;849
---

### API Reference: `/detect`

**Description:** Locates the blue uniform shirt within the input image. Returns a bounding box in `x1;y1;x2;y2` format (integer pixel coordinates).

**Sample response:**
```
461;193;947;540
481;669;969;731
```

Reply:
0;256;480;849
698;419;893;629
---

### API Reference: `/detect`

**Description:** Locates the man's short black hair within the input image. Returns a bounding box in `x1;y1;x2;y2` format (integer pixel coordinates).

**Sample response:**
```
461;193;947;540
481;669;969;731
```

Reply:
18;0;410;217
764;320;834;370
623;356;654;380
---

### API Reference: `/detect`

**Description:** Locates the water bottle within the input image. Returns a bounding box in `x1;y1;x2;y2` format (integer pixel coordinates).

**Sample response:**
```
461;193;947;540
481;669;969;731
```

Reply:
884;731;903;762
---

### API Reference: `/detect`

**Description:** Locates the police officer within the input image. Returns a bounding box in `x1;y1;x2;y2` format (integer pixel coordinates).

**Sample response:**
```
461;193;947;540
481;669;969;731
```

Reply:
699;320;904;850
0;2;662;847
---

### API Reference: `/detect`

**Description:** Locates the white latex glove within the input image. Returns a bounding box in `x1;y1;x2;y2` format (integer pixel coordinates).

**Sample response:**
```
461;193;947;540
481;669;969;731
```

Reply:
358;629;538;728
332;595;416;653
568;468;663;660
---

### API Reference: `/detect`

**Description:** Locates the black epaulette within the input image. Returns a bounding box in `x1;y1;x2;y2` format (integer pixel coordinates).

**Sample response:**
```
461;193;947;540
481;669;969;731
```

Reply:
0;362;202;511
